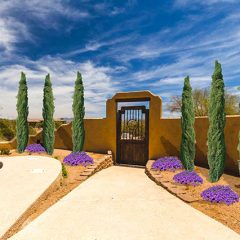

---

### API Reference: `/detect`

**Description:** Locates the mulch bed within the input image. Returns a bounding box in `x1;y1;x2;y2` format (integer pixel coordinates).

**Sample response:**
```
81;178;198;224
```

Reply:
146;160;240;234
1;149;113;240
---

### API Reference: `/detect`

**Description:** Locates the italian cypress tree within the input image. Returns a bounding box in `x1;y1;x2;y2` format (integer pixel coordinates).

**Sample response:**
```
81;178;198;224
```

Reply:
207;61;226;182
72;71;85;152
16;72;29;152
42;74;55;154
180;76;195;171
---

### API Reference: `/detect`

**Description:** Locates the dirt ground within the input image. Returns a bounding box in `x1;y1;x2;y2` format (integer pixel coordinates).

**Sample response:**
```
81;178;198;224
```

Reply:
190;167;240;234
150;165;240;234
1;149;105;240
2;151;240;237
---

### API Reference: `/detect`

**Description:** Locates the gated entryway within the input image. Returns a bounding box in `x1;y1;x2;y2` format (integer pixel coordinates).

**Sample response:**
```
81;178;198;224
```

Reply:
117;105;149;166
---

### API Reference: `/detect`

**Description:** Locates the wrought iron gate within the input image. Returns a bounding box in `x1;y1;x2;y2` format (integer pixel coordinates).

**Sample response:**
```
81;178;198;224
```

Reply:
117;106;149;166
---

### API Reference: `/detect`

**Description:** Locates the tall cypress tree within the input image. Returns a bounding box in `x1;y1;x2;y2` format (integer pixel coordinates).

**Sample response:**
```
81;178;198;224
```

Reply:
180;76;195;171
16;72;29;152
207;61;226;182
42;74;55;154
72;71;85;152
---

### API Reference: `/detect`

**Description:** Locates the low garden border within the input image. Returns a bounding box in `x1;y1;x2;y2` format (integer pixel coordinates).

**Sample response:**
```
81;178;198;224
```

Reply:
146;160;203;203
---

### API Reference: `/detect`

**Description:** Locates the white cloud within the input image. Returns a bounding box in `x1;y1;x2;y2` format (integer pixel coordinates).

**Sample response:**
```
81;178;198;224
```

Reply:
0;57;118;119
174;0;239;7
0;18;32;52
0;0;90;53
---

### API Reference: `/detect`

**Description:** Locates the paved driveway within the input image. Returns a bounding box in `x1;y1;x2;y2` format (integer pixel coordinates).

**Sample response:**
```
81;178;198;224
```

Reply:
0;156;61;238
11;166;240;240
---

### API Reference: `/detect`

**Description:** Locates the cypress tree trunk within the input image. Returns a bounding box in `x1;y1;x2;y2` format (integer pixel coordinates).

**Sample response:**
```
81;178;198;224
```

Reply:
16;72;29;153
42;74;55;154
72;72;85;152
180;76;195;171
207;61;226;182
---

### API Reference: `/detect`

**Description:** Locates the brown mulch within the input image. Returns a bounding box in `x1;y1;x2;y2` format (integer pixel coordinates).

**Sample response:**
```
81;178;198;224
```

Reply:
1;149;108;240
146;161;240;234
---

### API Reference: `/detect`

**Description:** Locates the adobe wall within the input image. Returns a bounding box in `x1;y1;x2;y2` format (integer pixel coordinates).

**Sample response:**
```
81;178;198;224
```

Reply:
1;91;239;175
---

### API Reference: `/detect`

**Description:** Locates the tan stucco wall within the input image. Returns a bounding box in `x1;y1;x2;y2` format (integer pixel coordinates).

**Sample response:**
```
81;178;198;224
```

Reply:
1;91;239;175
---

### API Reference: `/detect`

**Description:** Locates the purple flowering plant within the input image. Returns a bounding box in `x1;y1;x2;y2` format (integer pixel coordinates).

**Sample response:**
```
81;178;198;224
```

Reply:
63;151;94;167
173;170;203;186
151;156;182;171
25;144;46;153
201;185;239;205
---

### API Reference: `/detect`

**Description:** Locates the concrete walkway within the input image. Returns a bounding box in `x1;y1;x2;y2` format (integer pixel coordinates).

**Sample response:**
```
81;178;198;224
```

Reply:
0;156;61;238
10;166;240;240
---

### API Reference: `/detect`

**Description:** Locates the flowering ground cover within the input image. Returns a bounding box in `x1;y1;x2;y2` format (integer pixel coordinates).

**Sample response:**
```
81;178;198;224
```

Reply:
201;185;239;205
173;170;203;186
25;144;46;153
151;156;182;171
63;151;94;166
146;160;240;234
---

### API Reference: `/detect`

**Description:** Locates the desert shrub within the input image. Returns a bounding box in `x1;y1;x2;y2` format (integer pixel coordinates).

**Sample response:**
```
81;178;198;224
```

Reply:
173;171;203;186
62;163;68;178
0;119;15;140
63;152;93;166
55;121;65;130
35;121;43;129
201;185;239;205
151;156;182;171
0;149;10;155
29;126;37;135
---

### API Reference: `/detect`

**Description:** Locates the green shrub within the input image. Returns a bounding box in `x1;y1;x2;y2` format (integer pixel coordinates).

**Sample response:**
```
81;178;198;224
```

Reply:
55;121;65;130
0;149;10;155
29;126;37;135
61;163;68;178
0;119;15;140
35;121;43;129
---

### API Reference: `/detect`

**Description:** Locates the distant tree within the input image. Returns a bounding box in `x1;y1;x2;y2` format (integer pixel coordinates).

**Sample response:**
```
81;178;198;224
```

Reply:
16;72;29;152
180;76;195;171
72;72;85;152
167;89;239;116
207;61;226;182
42;74;55;154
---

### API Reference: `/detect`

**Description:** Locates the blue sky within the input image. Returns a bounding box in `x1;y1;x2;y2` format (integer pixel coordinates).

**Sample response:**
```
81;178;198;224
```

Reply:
0;0;239;119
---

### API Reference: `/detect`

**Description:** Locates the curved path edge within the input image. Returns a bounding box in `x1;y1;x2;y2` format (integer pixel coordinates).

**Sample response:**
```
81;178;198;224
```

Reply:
0;156;62;239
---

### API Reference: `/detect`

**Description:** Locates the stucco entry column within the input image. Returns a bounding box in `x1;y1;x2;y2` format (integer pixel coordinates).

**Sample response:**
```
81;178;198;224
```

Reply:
105;91;162;163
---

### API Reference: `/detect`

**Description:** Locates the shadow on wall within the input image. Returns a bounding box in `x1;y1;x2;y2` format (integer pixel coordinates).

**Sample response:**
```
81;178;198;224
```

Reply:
160;136;179;157
195;144;208;168
57;126;72;149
